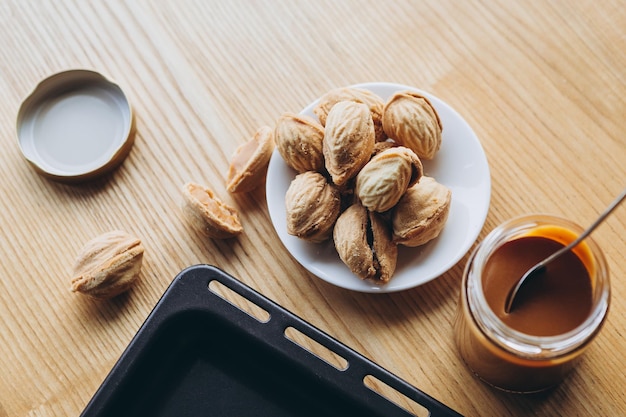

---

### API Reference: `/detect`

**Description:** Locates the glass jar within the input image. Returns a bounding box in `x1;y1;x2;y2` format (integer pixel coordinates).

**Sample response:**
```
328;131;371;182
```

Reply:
454;214;610;393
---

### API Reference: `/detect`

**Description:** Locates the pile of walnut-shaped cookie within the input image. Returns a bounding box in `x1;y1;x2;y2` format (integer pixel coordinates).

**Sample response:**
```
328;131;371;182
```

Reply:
276;87;452;284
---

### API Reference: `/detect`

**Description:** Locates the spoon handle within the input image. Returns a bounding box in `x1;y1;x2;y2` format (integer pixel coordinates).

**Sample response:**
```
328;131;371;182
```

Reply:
539;186;626;268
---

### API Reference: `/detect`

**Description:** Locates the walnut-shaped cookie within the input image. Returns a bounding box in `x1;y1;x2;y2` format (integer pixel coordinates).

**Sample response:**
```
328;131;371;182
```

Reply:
313;87;386;142
274;113;325;173
285;171;341;243
391;176;451;247
355;146;423;212
333;202;397;283
226;125;275;193
323;101;375;187
382;91;442;160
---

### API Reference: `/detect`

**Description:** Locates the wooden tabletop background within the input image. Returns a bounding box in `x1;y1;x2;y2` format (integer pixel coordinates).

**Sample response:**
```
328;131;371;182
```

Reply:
1;1;625;416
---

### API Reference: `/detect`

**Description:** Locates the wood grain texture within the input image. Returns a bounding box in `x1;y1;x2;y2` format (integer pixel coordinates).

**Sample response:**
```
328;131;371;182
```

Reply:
0;1;624;415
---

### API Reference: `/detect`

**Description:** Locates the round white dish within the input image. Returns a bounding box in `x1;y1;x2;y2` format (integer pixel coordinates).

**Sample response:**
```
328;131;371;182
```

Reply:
266;82;491;292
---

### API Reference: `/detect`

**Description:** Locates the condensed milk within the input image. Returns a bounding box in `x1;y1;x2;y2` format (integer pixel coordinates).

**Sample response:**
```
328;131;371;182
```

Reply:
454;215;610;393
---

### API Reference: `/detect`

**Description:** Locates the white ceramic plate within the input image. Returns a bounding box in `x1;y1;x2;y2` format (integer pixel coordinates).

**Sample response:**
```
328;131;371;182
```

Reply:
266;82;491;292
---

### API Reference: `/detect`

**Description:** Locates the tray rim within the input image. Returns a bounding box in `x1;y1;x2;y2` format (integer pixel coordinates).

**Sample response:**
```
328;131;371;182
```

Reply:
79;264;463;417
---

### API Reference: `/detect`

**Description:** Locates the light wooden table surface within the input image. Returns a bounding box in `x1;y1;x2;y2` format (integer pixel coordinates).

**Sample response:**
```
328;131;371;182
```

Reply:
1;1;625;416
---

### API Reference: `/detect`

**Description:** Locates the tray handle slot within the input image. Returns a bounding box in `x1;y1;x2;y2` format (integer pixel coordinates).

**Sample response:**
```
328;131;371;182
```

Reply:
207;278;270;323
364;374;429;417
284;325;349;371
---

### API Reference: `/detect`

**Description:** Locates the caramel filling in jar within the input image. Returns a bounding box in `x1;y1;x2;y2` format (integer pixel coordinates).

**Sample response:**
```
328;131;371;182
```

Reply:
454;215;610;393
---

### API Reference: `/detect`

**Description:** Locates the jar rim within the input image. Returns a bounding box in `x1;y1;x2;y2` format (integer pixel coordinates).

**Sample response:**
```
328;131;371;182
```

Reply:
467;214;610;358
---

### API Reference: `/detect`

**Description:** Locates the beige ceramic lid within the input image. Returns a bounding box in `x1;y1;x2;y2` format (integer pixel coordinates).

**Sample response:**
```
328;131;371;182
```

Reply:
16;69;135;182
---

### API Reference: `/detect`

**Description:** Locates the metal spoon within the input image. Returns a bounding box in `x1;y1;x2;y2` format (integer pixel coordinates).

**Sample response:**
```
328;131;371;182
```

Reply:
504;186;626;314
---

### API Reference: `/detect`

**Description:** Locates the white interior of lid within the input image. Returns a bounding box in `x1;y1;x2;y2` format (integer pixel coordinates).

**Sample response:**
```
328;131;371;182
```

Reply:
18;73;131;177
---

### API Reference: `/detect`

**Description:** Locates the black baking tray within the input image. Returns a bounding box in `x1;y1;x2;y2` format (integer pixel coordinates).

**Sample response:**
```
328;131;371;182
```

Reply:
79;265;462;417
